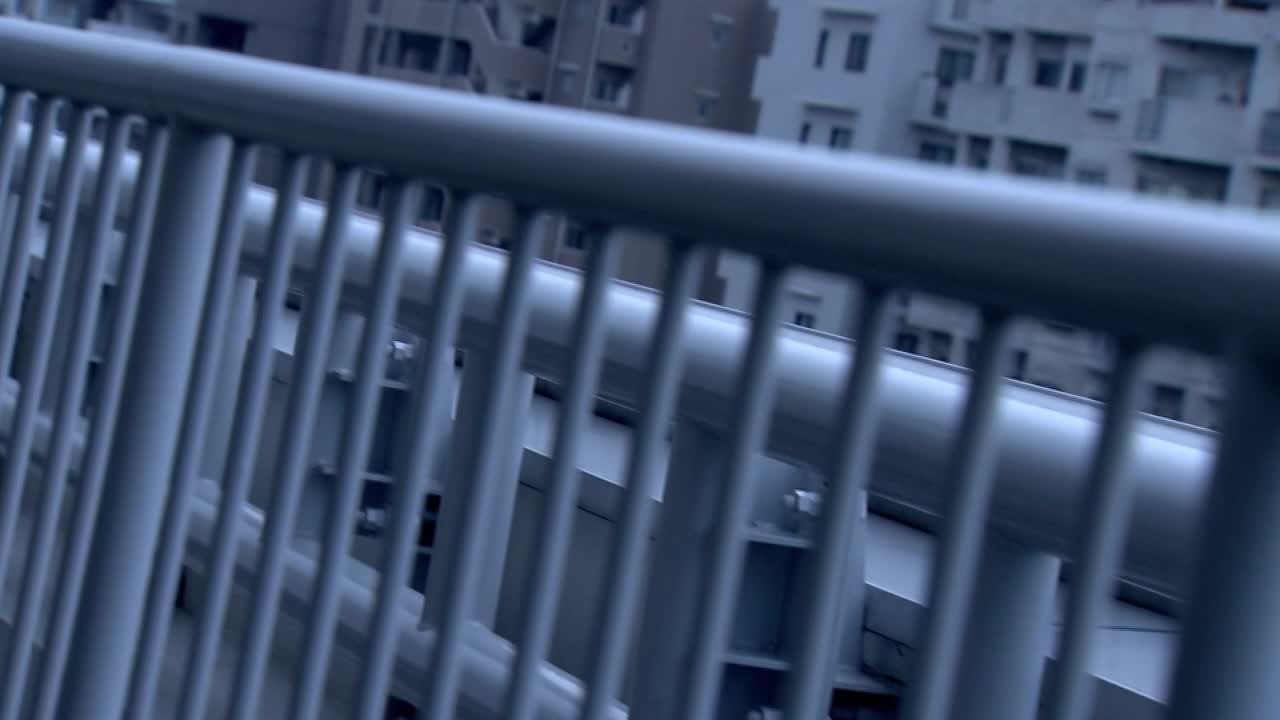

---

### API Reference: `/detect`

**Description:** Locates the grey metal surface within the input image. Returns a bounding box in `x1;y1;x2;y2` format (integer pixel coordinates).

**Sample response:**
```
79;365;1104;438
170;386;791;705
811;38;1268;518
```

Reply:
59;121;230;720
27;122;167;720
901;313;1014;720
126;141;258;720
0;16;1273;720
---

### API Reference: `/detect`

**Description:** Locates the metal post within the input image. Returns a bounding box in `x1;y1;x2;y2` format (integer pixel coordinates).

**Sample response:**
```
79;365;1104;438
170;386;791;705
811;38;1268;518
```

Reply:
950;530;1060;720
58;121;230;720
1168;346;1280;720
629;421;728;719
476;371;536;628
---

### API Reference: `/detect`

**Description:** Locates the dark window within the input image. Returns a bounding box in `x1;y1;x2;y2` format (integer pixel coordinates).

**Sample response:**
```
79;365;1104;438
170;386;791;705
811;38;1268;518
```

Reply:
845;33;871;73
919;141;956;165
421;187;446;224
1010;349;1029;380
1076;167;1108;186
448;39;472;75
992;52;1009;85
1034;59;1063;88
564;223;589;251
968;136;991;169
793;311;817;329
799;122;811;144
1150;384;1185;421
829;126;853;150
815;29;829;68
1068;62;1087;93
894;332;919;354
936;47;975;87
196;14;250;53
926;330;953;362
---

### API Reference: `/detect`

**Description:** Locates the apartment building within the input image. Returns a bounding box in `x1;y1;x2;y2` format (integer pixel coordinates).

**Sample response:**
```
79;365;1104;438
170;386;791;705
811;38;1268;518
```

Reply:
163;0;774;294
718;0;1280;428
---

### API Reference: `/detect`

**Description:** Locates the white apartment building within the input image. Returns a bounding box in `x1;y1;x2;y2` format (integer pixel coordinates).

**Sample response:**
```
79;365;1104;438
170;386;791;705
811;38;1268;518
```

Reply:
718;0;1280;429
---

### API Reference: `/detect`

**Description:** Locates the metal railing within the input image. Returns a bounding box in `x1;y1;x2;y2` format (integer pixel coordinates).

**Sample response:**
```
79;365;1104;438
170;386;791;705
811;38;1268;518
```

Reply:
0;15;1274;720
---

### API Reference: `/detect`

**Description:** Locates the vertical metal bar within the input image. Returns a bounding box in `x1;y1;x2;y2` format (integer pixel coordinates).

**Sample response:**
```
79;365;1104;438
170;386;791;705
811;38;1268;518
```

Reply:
28;123;168;720
680;263;786;720
0;102;89;590
781;286;895;720
0;95;56;383
579;240;704;720
420;208;542;719
177;153;309;720
0;111;127;720
288;178;420;720
124;141;258;720
950;531;1060;720
900;311;1015;720
227;164;361;719
475;370;536;627
1044;342;1147;720
351;193;478;720
503;229;621;720
0;88;28;284
1168;346;1280;720
58;120;232;720
628;421;730;720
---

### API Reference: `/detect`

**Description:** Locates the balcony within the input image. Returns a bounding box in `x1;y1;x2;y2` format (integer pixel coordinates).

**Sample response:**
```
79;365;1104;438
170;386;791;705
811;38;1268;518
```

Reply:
1133;97;1245;165
0;17;1277;720
943;81;1091;146
595;23;642;68
963;0;1103;35
1144;0;1267;45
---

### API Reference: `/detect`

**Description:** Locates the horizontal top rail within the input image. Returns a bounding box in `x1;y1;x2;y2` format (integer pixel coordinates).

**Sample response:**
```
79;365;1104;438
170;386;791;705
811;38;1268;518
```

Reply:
0;19;1276;356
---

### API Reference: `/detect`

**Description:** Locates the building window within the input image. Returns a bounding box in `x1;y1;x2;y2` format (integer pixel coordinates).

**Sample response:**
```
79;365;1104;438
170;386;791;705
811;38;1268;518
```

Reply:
815;29;829;68
695;93;717;123
1091;62;1129;103
936;47;975;87
799;122;811;144
829;126;853;150
564;223;589;251
447;39;472;75
1259;185;1280;209
968;136;991;169
1034;58;1063;88
196;14;250;53
919;141;956;165
926;331;953;362
1009;349;1029;380
845;33;871;73
988;33;1012;85
593;64;633;106
894;332;919;354
793;311;817;329
1150;384;1185;422
1068;62;1087;93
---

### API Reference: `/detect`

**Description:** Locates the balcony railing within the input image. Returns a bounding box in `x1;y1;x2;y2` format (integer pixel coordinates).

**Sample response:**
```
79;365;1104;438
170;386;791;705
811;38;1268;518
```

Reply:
0;15;1277;720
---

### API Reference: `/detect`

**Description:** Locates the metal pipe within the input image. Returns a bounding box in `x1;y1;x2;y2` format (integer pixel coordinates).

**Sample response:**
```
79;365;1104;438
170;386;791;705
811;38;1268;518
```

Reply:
901;312;1015;720
28;123;167;720
1;123;1217;603
125;141;258;720
58;120;231;720
0;19;1270;356
1167;346;1280;720
0;110;127;720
